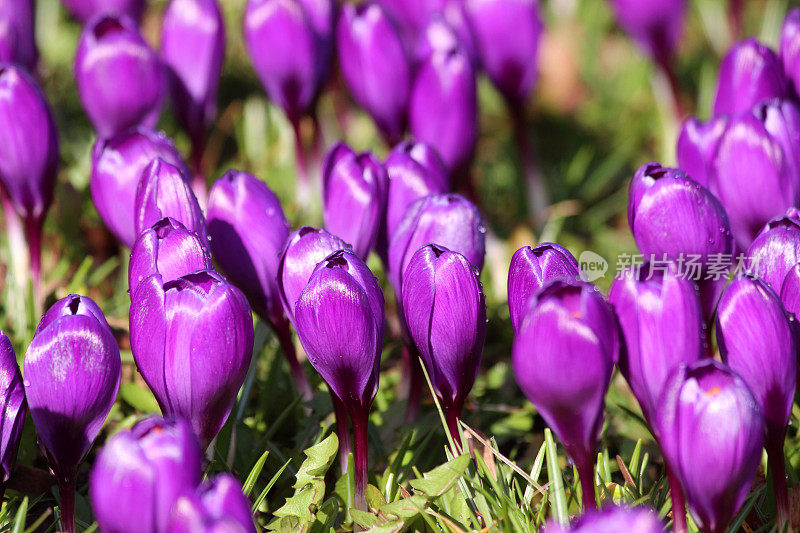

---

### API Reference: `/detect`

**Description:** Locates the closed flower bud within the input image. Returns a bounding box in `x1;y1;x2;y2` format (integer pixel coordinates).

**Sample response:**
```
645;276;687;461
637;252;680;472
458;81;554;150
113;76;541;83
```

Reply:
161;0;226;147
337;2;411;143
91;128;189;246
402;244;485;435
711;99;800;247
465;0;544;105
513;280;617;508
277;226;351;323
322;142;388;259
409;43;477;173
781;262;800;317
676;115;728;187
25;295;121;533
608;0;685;66
90;416;203;533
781;8;800;97
544;504;665;533
75;14;165;137
60;0;145;25
384;141;449;250
414;15;463;66
0;333;25;498
244;0;330;123
388;193;485;293
134;158;207;241
168;474;255;533
0;1;36;70
129;217;212;295
130;270;255;448
658;360;764;533
507;243;580;334
745;209;800;292
713;38;787;117
609;264;703;425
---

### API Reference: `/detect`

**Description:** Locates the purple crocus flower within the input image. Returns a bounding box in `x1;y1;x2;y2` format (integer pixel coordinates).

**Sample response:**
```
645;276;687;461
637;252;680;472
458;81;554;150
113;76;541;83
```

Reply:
244;0;331;125
507;243;580;334
90;416;203;533
129;217;213;295
129;270;255;448
377;0;442;44
0;333;25;501
321;142;388;259
277;226;351;323
294;249;384;509
409;41;477;174
402;244;486;440
780;263;800;317
512;280;617;510
414;14;463;66
0;1;36;70
59;0;145;25
337;2;411;143
745;209;800;293
24;295;121;533
0;65;59;287
388;193;485;294
713;38;787;117
75;14;165;137
464;0;544;106
676;115;728;187
134;158;207;241
91;127;189;247
716;276;796;527
657;360;764;533
167;474;255;533
383;140;449;252
711;99;800;248
543;504;665;532
206;170;312;398
781;8;800;97
608;0;685;67
161;0;226;154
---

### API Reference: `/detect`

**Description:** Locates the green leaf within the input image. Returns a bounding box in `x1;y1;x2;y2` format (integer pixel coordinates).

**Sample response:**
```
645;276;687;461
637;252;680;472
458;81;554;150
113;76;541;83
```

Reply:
294;433;339;489
351;509;383;529
252;459;291;512
379;495;428;521
408;454;470;498
11;497;27;533
242;449;269;497
118;383;160;414
545;429;569;526
365;484;386;511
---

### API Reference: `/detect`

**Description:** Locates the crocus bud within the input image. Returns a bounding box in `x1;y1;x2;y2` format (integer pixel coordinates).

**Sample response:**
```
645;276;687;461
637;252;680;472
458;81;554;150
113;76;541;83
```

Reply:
25;295;121;533
0;333;25;499
129;217;213;294
716;276;795;524
337;2;411;143
162;0;226;148
0;1;36;70
168;474;255;533
134;158;207;241
711;99;800;248
277;226;351;322
388;193;485;292
657;360;764;533
713;38;787;117
377;0;440;44
402;244;485;435
91;128;189;247
609;264;703;426
60;0;145;24
676;115;728;187
90;416;203;533
384;140;449;248
321;142;388;259
781;8;800;96
414;14;462;65
464;0;544;105
130;270;255;448
507;243;580;334
608;0;685;66
543;505;665;533
244;0;330;123
781;263;800;317
409;43;477;173
513;280;617;509
75;14;165;137
294;249;383;506
745;209;800;292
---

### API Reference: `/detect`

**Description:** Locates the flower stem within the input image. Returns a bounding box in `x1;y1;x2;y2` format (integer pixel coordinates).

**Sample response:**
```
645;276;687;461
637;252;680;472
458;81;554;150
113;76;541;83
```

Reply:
331;393;351;475
58;476;76;533
275;321;312;400
442;399;464;453
576;454;597;511
667;464;688;533
510;102;548;229
23;215;43;313
351;406;369;512
403;344;423;423
767;438;789;529
291;117;311;210
189;138;208;208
